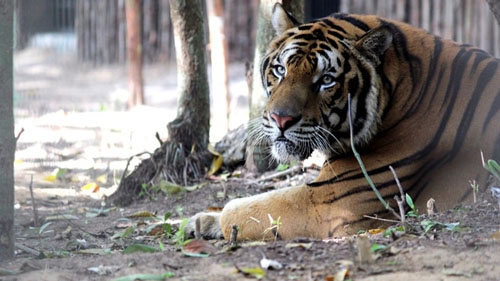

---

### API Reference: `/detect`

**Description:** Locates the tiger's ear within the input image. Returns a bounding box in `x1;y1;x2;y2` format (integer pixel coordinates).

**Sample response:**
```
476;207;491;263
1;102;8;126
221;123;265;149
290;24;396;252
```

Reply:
272;3;300;35
354;25;393;66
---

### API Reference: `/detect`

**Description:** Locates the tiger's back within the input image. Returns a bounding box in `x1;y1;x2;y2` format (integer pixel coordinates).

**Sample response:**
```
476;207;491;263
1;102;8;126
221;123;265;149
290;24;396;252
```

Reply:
190;4;500;240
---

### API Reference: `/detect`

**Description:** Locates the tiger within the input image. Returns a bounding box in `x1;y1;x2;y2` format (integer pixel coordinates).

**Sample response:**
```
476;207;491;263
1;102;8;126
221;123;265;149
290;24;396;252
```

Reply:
188;3;500;241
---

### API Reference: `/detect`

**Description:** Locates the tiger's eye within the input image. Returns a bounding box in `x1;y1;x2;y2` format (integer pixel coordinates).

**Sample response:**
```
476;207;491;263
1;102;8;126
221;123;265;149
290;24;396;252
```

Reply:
272;65;286;79
322;75;333;84
276;65;286;75
320;74;336;89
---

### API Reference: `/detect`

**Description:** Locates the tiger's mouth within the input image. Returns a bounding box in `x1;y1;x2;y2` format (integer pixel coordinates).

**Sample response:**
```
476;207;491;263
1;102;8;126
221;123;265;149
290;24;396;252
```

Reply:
271;137;313;162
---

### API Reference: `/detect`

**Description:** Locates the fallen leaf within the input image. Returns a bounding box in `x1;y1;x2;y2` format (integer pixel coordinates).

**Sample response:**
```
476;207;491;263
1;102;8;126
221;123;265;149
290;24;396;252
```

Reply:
45;214;79;221
87;264;121;275
96;174;107;184
126;211;156;218
491;230;500;240
208;155;223;176
285;242;313;249
158;180;186;194
184;183;205;191
370;243;387;253
333;268;349;281
368;228;385;235
81;182;100;193
43;174;57;182
123;244;159;254
78;248;112;255
182;240;217;256
111;272;174;281
44;168;69;182
234;265;266;279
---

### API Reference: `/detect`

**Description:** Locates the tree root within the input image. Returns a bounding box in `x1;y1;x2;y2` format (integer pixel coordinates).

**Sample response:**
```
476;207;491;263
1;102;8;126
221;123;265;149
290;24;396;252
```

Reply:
108;140;211;206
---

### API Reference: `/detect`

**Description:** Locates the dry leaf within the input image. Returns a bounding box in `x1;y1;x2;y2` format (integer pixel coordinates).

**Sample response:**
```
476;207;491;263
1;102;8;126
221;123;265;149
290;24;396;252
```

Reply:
208;155;223;176
81;182;100;193
491;230;500;240
96;174;107;184
44;174;57;182
234;265;266;279
183;240;217;255
285;242;313;249
207;144;223;175
126;211;156;218
368;228;384;235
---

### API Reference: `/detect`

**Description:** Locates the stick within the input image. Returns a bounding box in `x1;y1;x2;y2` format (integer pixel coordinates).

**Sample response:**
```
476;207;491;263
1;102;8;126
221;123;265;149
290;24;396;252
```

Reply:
389;166;406;227
15;243;41;256
15;127;25;144
256;165;303;183
347;94;401;220
118;151;153;185
230;224;239;245
28;175;39;227
155;132;163;145
194;217;202;240
363;215;400;224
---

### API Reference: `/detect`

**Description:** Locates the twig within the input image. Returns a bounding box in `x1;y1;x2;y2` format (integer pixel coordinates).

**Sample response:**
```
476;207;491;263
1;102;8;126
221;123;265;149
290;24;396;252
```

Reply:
230;224;239;245
221;180;228;200
15;243;41;256
28;175;39;227
347;94;401;220
194;217;201;240
155;132;164;145
119;151;154;185
363;215;400;223
389;166;406;228
357;235;373;265
256;165;303;183
426;198;437;215
15;128;25;144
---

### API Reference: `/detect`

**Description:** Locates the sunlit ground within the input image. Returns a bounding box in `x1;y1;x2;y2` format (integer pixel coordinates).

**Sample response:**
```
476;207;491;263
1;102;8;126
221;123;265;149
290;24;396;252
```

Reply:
13;38;250;200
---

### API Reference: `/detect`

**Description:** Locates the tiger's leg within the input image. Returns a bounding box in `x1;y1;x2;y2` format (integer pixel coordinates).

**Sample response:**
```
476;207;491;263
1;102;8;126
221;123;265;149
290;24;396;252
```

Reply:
187;184;328;240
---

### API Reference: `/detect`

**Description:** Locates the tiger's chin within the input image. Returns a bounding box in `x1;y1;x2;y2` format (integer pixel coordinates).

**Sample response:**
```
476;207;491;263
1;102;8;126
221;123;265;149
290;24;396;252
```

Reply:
271;139;314;163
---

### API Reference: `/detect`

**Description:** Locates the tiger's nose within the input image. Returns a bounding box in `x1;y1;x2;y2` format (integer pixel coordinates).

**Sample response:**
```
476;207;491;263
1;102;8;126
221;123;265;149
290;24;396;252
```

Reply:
270;113;301;131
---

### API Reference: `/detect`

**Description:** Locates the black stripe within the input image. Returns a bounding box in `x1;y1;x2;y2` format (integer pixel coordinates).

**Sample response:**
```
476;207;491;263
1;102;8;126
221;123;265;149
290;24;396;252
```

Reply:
320;18;347;34
483;88;500;134
293;33;317;41
298;24;313;31
326;30;345;40
454;61;498;149
333;14;370;32
408;37;442;116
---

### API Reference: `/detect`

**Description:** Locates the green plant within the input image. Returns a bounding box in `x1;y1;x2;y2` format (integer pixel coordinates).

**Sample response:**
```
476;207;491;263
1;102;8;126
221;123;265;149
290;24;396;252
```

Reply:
174;218;190;247
347;95;401;220
469;180;479;203
483;158;500;182
421;220;459;233
138;183;157;201
405;193;418;217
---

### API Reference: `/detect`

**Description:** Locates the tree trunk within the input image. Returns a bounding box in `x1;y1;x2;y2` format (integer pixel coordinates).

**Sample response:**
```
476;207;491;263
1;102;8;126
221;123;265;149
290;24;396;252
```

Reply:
247;0;304;172
168;0;210;150
109;0;211;206
207;0;230;141
0;0;15;261
126;0;144;107
487;0;500;25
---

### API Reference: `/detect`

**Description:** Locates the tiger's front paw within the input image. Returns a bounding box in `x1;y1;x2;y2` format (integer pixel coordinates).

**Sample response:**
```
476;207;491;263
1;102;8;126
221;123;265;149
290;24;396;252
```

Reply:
186;212;224;240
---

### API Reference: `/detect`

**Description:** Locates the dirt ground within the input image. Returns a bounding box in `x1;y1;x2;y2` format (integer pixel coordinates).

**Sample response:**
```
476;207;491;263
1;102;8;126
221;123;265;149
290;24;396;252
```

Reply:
3;47;500;281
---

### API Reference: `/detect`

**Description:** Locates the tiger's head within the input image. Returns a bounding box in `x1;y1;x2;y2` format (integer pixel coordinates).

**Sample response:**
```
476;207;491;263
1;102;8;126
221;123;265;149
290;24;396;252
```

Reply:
257;4;394;163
